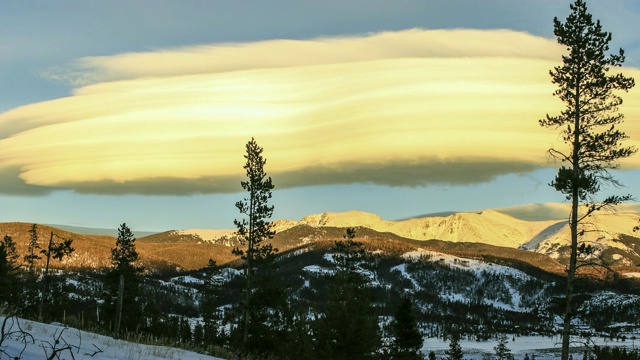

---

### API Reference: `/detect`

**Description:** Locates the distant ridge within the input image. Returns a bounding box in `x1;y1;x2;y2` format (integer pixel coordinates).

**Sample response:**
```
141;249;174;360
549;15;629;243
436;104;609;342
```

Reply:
5;202;640;269
397;211;457;220
45;224;159;238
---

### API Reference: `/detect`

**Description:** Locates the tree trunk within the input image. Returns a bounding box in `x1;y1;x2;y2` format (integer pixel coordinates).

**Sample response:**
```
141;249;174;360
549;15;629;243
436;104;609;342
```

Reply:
115;275;124;337
38;231;54;322
242;192;255;348
562;76;582;360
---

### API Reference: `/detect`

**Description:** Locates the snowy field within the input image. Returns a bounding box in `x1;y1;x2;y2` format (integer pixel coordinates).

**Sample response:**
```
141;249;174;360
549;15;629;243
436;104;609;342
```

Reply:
2;315;638;359
423;335;639;359
0;316;223;360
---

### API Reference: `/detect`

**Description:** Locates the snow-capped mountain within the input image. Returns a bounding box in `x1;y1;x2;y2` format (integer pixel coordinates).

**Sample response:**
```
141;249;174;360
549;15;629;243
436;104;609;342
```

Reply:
259;204;640;264
173;203;640;265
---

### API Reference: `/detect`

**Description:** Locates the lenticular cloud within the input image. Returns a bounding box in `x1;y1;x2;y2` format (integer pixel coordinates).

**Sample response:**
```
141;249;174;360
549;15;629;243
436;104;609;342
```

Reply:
0;28;638;195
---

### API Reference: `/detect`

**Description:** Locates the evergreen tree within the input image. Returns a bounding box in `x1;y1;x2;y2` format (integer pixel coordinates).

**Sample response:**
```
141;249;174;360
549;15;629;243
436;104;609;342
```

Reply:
179;317;192;344
231;138;280;354
391;297;423;359
193;322;204;348
143;299;163;337
282;311;314;359
201;259;221;322
24;224;42;273
313;228;381;358
22;224;42;316
0;235;20;308
540;1;635;358
494;334;514;360
104;223;144;334
445;332;464;360
200;259;226;348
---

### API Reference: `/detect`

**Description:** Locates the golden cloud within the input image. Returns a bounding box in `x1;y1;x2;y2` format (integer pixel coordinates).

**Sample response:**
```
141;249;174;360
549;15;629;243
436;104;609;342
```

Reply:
1;29;639;195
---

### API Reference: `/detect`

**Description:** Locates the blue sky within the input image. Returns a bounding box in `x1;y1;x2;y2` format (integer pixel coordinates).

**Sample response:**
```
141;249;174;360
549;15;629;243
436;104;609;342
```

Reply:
1;1;639;231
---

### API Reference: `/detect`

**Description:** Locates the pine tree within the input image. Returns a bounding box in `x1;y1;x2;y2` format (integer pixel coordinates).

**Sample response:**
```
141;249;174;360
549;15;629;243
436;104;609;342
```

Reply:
391;297;423;359
313;228;381;358
540;2;635;358
201;259;221;322
200;259;225;348
282;311;314;359
104;223;144;334
0;235;20;308
494;334;514;360
232;138;280;353
24;224;42;273
445;332;464;360
22;224;42;316
193;322;204;348
179;317;192;345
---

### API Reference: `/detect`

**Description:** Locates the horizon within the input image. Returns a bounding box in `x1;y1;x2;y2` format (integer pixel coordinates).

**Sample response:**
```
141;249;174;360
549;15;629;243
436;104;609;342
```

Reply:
2;201;637;235
1;1;639;231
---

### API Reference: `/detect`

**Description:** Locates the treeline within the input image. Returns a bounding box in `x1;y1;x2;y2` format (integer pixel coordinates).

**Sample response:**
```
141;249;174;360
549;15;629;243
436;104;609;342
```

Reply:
1;224;75;321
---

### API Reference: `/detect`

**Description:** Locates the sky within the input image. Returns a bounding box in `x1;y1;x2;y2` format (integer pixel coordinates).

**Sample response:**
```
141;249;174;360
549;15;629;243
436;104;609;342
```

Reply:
1;1;640;232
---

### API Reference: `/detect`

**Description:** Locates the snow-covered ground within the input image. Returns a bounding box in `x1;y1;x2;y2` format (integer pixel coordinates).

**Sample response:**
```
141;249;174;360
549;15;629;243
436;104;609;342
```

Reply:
423;335;640;360
0;316;223;360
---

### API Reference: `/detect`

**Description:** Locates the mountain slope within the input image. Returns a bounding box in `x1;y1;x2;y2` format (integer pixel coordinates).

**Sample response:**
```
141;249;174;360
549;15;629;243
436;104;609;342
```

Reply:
267;208;640;265
273;209;640;248
0;223;233;271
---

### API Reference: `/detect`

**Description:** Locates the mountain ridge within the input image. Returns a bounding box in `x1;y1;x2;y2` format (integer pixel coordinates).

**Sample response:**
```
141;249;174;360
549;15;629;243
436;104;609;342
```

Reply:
4;202;640;270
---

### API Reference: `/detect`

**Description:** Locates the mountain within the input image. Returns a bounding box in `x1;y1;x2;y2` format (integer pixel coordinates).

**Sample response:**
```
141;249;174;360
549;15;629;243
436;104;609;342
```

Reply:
276;209;552;247
4;203;640;271
265;207;640;265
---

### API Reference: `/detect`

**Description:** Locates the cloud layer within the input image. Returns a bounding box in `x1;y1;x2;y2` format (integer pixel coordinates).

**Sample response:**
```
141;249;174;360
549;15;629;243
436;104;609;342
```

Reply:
1;29;639;195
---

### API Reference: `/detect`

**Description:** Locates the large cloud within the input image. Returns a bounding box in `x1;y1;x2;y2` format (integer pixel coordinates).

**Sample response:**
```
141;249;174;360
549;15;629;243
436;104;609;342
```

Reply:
1;28;639;195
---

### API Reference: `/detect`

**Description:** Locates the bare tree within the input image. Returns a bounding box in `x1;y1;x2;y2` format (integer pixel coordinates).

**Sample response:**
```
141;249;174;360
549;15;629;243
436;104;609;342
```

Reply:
39;231;74;321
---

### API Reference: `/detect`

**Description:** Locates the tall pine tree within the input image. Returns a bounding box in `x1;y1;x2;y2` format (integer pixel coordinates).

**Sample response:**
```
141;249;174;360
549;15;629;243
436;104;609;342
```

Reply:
104;223;144;334
22;224;42;316
0;235;20;308
232;138;280;354
313;228;381;358
24;224;42;274
540;1;635;358
391;297;423;359
445;332;464;360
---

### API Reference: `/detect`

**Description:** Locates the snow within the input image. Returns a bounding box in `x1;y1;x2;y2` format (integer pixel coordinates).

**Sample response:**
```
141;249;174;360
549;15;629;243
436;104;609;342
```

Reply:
179;229;234;241
394;249;538;311
0;316;223;360
422;334;639;360
303;265;333;275
170;275;204;285
266;206;640;262
391;263;420;289
403;249;530;279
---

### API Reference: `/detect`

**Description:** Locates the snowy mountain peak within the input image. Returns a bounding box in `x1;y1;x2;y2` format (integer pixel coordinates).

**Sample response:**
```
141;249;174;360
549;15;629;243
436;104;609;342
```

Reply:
270;205;640;264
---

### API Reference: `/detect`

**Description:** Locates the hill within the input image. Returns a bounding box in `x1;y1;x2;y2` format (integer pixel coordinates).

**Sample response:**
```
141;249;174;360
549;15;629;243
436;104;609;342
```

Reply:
0;223;233;271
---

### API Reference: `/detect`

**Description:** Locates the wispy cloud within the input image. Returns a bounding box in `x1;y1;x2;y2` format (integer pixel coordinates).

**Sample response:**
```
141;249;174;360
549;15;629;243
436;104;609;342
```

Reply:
1;28;639;195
